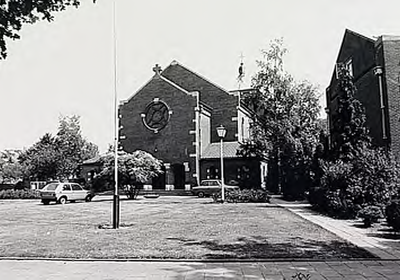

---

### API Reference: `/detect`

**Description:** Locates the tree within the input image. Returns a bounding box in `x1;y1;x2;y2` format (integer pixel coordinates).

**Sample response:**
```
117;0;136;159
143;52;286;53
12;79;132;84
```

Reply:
0;150;23;184
18;115;98;181
239;39;321;199
0;0;96;60
330;65;371;160
95;150;163;199
56;115;98;179
18;133;60;181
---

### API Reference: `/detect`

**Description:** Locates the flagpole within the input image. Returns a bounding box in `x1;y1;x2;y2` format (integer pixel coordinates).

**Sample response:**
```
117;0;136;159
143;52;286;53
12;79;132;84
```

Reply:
112;0;120;229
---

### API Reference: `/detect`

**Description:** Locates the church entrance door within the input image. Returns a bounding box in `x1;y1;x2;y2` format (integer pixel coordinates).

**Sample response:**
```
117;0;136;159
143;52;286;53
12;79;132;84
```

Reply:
152;165;166;189
172;163;185;189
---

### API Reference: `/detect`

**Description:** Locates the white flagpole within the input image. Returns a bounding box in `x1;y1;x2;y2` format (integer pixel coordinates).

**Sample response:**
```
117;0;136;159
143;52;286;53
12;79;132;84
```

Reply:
112;0;120;229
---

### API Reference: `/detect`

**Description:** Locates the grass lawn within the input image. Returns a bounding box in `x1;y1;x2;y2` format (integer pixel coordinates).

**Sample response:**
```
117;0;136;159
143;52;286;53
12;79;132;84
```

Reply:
0;196;376;260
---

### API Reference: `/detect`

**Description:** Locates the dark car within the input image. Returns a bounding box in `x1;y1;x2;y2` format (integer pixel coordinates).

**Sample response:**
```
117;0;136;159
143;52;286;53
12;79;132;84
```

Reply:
191;179;239;198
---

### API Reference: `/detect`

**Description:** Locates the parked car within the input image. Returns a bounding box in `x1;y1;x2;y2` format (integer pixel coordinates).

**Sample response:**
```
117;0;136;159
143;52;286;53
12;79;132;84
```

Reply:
191;179;239;198
40;182;93;205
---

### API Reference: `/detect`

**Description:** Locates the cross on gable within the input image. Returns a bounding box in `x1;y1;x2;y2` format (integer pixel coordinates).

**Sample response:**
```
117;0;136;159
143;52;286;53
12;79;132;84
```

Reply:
153;64;162;75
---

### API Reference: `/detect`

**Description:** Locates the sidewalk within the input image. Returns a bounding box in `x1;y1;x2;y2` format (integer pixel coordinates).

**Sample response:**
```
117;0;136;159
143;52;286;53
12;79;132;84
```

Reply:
271;197;400;260
0;259;400;280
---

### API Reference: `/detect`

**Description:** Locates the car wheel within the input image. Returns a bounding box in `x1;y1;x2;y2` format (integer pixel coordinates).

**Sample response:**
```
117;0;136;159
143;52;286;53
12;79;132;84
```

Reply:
197;192;205;198
42;200;50;205
58;197;67;204
85;195;92;202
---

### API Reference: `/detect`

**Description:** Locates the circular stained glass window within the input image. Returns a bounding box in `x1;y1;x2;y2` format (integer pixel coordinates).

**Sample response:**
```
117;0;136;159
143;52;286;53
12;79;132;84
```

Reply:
141;99;172;133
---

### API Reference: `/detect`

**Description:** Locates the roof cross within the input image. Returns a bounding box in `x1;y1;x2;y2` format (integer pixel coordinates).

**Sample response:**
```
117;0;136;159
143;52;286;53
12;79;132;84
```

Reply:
153;64;162;75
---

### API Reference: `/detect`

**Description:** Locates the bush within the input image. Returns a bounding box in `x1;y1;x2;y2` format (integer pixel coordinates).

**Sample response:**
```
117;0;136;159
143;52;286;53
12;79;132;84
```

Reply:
0;189;40;199
212;189;271;203
386;200;400;232
309;148;400;219
358;205;383;227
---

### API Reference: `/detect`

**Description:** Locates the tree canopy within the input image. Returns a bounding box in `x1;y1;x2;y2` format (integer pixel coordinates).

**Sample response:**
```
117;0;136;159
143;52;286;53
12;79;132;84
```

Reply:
18;115;98;181
96;150;163;187
0;0;95;59
94;150;163;199
239;39;322;199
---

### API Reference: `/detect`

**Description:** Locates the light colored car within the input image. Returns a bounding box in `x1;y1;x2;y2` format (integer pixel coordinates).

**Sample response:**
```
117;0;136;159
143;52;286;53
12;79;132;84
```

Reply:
40;182;93;205
191;179;239;198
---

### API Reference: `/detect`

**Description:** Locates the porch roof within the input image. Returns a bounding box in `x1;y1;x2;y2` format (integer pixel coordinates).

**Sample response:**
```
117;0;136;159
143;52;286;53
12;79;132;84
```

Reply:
201;141;241;159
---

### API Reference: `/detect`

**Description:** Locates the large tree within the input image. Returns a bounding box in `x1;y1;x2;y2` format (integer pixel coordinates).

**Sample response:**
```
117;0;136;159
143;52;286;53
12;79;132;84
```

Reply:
240;39;321;199
18;133;60;181
0;0;96;59
56;115;98;179
19;115;98;181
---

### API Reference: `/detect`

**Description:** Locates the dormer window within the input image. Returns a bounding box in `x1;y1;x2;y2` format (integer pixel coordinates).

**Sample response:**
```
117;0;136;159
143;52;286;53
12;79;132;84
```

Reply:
345;58;353;77
335;58;353;79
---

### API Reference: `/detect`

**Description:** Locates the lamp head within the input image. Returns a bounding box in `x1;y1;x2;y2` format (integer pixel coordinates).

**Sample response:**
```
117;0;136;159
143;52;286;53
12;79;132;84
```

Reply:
216;125;226;138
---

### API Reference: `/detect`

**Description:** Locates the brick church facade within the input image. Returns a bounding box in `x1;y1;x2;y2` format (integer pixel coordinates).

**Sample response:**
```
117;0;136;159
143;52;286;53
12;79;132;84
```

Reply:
118;61;267;190
326;29;400;158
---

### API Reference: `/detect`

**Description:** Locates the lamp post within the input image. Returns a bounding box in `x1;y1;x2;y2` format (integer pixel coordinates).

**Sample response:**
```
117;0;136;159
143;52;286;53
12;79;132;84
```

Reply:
216;125;226;202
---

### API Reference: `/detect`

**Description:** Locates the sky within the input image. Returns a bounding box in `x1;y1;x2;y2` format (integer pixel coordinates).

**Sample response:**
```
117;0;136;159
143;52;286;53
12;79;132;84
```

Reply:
1;0;400;153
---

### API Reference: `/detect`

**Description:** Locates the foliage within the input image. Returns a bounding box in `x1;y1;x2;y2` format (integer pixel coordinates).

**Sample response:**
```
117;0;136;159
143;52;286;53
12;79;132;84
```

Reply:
239;39;321;199
0;189;40;199
309;148;400;219
56;115;98;179
95;150;163;199
309;66;400;218
330;66;371;160
0;0;97;59
212;188;271;203
385;200;400;232
0;150;23;184
18;133;60;181
18;115;98;181
358;205;383;227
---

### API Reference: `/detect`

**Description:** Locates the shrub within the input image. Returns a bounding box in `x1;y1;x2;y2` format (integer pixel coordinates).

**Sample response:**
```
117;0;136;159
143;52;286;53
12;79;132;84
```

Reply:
358;205;383;227
212;189;271;203
309;148;400;219
386;200;400;232
0;189;40;199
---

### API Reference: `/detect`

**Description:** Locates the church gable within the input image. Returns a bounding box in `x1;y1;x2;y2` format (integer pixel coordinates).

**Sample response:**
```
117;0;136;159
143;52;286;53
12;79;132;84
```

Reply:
161;61;238;142
119;74;197;163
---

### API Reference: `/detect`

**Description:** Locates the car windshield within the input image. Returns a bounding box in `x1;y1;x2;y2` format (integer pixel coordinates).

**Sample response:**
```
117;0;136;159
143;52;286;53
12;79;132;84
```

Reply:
43;183;59;191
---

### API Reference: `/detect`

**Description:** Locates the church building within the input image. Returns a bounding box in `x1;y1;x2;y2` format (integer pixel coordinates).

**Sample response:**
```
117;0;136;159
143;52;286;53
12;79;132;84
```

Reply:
118;61;267;191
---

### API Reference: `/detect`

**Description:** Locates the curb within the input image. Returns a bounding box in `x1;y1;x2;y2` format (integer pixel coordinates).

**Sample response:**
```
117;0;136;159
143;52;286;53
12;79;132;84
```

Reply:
0;257;391;263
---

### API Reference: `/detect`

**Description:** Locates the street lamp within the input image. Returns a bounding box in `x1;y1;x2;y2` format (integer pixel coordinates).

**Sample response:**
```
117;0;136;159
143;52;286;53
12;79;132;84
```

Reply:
216;125;226;202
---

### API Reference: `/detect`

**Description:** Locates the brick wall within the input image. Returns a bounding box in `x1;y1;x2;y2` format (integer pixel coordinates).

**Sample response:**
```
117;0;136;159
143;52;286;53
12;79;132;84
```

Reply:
382;37;400;157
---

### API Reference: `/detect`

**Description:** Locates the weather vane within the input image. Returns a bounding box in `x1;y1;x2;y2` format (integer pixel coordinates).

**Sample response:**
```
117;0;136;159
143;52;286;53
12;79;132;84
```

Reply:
237;52;245;88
